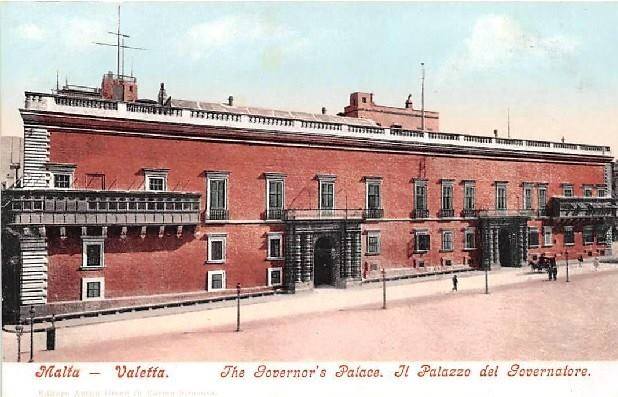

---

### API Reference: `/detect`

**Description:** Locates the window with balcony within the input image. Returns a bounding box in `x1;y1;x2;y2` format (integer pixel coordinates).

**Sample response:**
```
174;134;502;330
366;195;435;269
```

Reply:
523;184;533;210
440;181;454;217
538;185;548;216
366;231;380;255
414;180;428;218
543;226;553;246
496;183;507;210
563;184;574;197
268;267;282;287
207;233;227;263
464;228;476;250
564;226;574;246
463;182;476;217
441;230;454;252
265;173;285;220
267;233;284;260
528;228;540;248
207;270;226;291
82;238;104;269
81;277;105;301
415;230;430;252
364;177;383;218
206;171;229;220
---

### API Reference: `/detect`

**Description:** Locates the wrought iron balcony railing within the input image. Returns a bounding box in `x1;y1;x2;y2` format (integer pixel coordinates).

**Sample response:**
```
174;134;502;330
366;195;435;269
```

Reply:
266;208;284;220
2;188;201;226
363;208;384;219
439;209;455;218
412;209;429;219
548;197;617;219
207;208;230;221
461;209;478;218
283;208;364;221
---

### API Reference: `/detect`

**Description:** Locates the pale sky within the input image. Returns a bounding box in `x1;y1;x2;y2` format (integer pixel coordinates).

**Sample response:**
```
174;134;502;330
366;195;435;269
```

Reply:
1;2;617;152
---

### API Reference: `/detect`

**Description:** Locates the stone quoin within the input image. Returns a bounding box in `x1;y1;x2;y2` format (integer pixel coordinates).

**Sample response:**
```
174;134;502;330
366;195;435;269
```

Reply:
1;70;615;322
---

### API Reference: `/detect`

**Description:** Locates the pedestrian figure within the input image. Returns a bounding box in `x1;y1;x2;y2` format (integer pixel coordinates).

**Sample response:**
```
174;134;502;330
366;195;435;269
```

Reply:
577;255;583;268
593;257;600;271
452;274;458;291
553;264;558;281
547;265;552;281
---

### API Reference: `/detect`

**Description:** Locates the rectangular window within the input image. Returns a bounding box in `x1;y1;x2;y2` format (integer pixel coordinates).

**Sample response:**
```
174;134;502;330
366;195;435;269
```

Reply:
496;183;507;210
208;270;226;291
464;183;475;210
320;181;335;210
267;233;283;260
147;177;166;192
543;226;553;246
367;182;381;209
210;179;226;209
523;185;533;210
81;277;105;301
538;186;547;210
53;174;71;189
366;231;380;255
415;181;427;211
528;228;539;248
583;187;593;197
268;267;282;287
82;239;104;268
464;228;476;250
564;226;574;246
207;172;229;221
598;188;607;198
86;281;101;298
563;185;574;197
207;234;227;263
583;226;594;244
415;231;430;252
441;182;453;210
268;180;284;210
442;230;453;252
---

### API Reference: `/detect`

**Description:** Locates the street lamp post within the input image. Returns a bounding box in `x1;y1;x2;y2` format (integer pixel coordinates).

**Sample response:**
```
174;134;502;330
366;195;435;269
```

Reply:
565;251;570;282
236;283;241;332
28;306;35;363
382;268;386;310
485;262;489;294
15;322;23;363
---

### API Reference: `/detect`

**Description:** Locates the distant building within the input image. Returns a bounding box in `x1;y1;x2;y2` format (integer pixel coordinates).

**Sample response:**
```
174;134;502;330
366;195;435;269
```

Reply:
0;136;23;188
1;70;616;323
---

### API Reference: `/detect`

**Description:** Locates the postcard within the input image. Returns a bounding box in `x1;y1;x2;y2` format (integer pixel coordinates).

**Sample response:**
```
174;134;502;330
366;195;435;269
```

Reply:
1;2;617;396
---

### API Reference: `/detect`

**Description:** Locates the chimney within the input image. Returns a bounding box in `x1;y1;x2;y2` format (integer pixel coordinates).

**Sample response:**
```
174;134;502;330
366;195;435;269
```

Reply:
228;96;234;106
158;83;167;106
321;107;327;115
493;129;498;138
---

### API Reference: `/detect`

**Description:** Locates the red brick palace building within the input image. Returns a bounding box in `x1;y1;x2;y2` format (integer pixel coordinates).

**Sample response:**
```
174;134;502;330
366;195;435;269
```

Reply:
2;72;616;321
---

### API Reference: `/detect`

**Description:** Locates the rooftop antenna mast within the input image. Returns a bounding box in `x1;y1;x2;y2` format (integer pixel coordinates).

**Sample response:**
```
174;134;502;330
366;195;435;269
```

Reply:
93;5;147;78
420;62;426;131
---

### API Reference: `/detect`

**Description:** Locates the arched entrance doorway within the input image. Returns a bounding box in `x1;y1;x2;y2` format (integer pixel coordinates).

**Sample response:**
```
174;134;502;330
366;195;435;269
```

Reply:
314;237;334;286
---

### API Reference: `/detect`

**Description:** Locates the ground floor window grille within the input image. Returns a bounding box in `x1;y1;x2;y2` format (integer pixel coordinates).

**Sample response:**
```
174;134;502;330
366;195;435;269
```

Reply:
81;277;104;301
208;270;226;291
268;267;282;287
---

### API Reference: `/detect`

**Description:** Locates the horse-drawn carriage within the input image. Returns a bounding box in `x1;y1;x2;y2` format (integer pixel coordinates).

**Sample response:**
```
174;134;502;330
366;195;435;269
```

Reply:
529;254;556;272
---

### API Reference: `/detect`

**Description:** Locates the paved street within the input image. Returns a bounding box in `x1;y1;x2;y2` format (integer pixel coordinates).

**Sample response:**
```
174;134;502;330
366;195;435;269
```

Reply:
3;262;617;361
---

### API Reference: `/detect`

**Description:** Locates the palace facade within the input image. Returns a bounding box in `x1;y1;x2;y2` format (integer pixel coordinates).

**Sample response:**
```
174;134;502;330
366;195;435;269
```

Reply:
2;73;615;321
